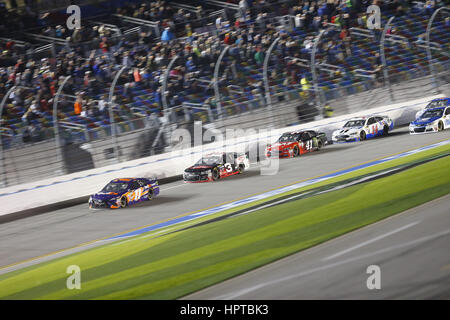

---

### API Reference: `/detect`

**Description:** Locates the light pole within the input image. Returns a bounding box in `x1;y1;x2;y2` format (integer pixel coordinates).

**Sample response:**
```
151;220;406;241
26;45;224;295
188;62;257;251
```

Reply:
311;29;326;112
214;46;230;121
162;55;179;113
0;85;32;187
426;7;449;93
0;85;16;188
52;76;71;174
263;36;280;125
108;65;128;162
380;16;395;102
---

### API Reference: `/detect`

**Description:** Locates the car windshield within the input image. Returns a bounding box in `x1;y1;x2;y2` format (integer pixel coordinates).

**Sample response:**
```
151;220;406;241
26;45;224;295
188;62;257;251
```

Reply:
426;100;447;108
195;155;223;165
343;120;365;127
101;182;129;192
278;133;298;142
421;109;443;119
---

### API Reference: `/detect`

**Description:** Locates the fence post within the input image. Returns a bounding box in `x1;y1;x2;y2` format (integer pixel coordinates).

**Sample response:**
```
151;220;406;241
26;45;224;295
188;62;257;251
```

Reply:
426;7;449;93
109;65;128;162
52;76;71;175
380;16;395;102
214;46;230;121
263;36;280;126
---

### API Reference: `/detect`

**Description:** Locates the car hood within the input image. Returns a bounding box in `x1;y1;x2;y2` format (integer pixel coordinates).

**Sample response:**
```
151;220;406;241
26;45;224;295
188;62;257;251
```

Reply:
411;116;441;126
185;165;215;173
334;127;362;135
91;192;123;201
268;142;292;150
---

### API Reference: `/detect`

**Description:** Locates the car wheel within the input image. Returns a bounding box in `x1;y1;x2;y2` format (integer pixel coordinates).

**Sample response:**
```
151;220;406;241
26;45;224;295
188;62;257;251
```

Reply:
120;196;128;208
147;189;153;201
383;125;389;136
212;167;220;181
317;140;323;150
438;121;444;131
293;145;300;157
238;164;245;173
360;131;366;141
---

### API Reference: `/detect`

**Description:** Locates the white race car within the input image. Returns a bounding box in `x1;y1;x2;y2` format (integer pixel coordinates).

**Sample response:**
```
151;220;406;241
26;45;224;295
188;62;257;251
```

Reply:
332;116;394;143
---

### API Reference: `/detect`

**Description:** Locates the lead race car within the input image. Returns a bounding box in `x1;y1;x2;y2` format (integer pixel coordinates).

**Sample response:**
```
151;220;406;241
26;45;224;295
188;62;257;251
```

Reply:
415;97;450;119
332;115;394;143
265;130;327;158
409;105;450;134
183;152;250;183
89;178;159;209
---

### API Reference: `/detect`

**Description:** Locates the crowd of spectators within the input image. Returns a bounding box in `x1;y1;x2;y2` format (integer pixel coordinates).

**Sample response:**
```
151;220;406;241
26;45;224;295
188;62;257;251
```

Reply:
0;0;447;145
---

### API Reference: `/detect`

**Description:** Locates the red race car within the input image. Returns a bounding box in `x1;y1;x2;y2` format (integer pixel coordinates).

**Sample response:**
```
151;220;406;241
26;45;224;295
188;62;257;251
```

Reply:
265;130;327;158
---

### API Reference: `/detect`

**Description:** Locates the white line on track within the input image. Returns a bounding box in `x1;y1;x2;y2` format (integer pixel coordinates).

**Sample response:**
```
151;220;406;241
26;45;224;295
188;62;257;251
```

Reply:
160;184;186;191
215;228;450;300
322;220;421;261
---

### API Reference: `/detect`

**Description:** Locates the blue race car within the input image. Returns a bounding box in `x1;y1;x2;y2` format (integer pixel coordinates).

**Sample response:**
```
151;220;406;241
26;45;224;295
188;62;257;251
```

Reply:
89;178;159;209
409;106;450;134
415;97;450;119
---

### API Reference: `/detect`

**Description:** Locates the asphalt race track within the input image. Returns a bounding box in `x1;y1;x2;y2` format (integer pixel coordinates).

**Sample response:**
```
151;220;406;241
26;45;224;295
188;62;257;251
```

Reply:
186;195;450;299
1;127;449;278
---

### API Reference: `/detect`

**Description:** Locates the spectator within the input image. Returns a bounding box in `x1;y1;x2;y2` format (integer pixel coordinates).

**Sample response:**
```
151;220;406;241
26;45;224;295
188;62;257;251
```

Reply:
254;47;264;65
74;96;82;115
161;27;175;42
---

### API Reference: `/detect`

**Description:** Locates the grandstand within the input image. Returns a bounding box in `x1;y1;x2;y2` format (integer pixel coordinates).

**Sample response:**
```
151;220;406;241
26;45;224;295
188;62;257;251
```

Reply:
0;0;449;185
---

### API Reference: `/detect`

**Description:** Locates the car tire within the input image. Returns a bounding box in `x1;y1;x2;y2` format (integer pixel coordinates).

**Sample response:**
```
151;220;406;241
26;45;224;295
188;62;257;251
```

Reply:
238;164;245;174
360;131;366;141
212;167;220;181
317;140;323;150
147;189;153;201
293;145;300;157
120;196;128;208
438;121;444;131
383;125;389;136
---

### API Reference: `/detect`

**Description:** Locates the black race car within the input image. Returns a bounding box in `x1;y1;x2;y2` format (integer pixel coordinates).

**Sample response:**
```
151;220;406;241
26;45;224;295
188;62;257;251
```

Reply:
183;152;250;183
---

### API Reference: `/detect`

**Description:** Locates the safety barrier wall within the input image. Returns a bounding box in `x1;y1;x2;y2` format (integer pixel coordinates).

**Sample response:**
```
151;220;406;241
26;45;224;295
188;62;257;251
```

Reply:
0;93;444;216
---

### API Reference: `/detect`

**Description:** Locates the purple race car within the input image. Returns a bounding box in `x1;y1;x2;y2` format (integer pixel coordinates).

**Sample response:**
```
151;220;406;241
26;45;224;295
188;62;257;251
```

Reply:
89;177;159;209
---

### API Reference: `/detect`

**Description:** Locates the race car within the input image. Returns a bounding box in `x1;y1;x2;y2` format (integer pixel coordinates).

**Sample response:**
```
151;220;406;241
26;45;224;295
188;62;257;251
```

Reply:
409;106;450;134
183;152;250;183
89;177;159;209
265;130;327;158
332;115;394;143
415;97;450;119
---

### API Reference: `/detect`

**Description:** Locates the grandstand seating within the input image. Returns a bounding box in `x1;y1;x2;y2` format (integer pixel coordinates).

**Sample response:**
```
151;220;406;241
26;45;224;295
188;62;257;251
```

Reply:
1;1;448;146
